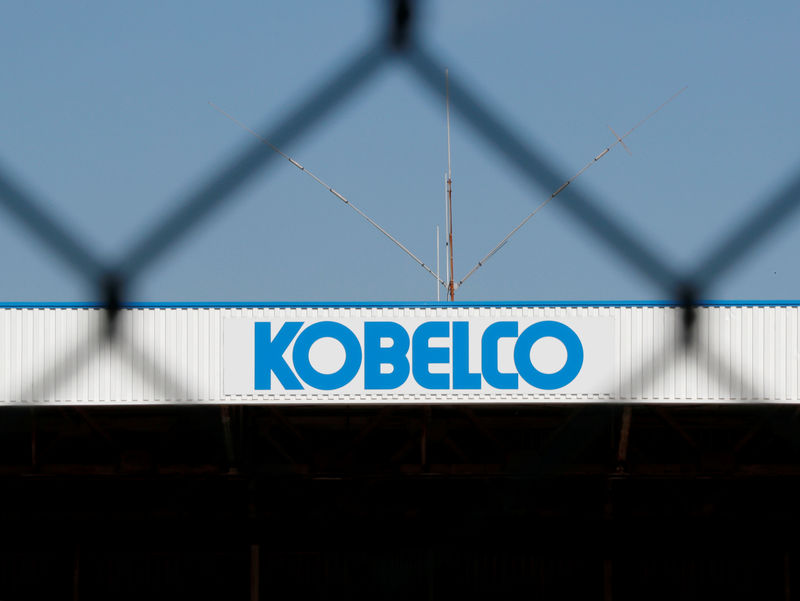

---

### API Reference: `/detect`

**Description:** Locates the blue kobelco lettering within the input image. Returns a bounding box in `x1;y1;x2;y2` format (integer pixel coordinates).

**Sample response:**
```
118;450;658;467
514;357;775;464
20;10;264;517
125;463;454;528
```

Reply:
412;321;450;389
514;321;583;390
254;321;303;390
453;322;481;389
481;321;518;389
292;321;362;390
254;320;584;391
364;322;409;389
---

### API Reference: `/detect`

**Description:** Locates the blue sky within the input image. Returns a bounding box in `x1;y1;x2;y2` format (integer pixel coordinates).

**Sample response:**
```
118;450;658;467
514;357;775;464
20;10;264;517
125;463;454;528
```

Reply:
1;1;799;302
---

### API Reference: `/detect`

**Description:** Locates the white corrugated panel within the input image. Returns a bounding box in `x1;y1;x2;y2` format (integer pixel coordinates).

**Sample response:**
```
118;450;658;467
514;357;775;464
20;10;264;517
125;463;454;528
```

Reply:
0;306;798;405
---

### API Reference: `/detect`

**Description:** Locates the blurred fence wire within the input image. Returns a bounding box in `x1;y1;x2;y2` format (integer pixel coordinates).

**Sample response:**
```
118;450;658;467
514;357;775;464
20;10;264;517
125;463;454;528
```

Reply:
0;0;799;405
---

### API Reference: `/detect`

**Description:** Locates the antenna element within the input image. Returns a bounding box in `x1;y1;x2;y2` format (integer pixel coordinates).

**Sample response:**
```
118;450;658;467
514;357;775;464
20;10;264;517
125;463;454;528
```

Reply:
455;86;688;290
210;102;447;288
446;69;455;301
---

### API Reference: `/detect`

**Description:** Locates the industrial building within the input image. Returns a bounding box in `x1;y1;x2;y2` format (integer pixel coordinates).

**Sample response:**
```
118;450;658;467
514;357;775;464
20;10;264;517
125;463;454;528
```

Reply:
1;302;799;599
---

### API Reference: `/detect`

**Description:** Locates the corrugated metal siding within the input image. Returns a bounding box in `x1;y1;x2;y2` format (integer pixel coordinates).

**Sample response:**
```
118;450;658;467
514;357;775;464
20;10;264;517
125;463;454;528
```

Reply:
0;306;798;404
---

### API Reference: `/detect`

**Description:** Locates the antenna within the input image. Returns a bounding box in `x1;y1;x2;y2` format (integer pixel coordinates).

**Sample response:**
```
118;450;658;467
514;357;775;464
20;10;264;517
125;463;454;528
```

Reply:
454;86;687;290
608;125;631;155
210;102;447;289
436;225;440;302
444;172;449;285
446;69;455;301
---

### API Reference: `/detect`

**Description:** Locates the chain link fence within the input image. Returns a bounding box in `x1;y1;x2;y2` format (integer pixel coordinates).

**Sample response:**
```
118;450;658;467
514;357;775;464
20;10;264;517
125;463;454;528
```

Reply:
0;0;799;405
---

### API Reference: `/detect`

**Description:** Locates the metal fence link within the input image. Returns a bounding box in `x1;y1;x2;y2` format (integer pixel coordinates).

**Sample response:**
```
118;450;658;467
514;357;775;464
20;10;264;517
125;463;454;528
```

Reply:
0;0;798;404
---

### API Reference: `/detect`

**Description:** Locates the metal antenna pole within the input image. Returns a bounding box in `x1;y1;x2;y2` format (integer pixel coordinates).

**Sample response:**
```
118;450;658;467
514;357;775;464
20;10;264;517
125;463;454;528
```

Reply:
444;173;449;284
446;69;455;301
436;225;440;302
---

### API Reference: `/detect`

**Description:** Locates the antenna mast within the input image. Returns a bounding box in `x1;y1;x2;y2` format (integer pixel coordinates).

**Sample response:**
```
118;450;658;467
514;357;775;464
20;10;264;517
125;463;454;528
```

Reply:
446;69;455;301
453;86;688;291
436;225;440;302
210;102;447;289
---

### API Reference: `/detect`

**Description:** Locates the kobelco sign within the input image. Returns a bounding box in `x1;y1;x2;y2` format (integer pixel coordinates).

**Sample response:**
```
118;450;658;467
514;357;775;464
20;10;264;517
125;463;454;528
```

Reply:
223;310;614;400
254;320;583;391
4;304;800;405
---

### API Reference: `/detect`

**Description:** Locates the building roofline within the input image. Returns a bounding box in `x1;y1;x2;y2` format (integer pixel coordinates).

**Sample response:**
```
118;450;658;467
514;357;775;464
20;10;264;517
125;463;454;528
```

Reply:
1;301;800;309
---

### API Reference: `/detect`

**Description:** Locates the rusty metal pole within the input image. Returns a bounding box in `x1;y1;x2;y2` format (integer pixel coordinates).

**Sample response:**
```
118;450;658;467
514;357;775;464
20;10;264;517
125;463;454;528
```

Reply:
73;544;81;601
422;406;431;469
221;406;236;474
603;558;613;601
785;552;791;601
447;176;454;302
30;408;37;471
445;69;455;302
616;407;633;472
250;544;260;601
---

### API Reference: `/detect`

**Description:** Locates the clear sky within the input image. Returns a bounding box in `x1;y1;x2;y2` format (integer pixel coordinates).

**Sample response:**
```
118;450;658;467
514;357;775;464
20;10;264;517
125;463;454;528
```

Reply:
1;1;799;303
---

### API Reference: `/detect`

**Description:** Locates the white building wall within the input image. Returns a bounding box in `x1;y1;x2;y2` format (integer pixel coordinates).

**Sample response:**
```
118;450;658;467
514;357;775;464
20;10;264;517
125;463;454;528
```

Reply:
0;306;797;405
